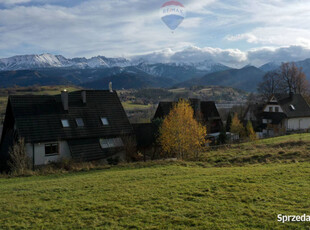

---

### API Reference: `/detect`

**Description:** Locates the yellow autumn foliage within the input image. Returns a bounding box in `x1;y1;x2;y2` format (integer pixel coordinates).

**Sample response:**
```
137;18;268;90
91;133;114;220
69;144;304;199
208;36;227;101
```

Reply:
230;113;246;138
246;121;257;141
159;99;207;160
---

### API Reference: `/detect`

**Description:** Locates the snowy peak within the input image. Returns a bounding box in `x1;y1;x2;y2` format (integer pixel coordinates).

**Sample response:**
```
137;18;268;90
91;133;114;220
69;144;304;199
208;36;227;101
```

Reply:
0;54;132;71
187;60;229;71
0;54;66;70
0;53;234;72
0;54;234;83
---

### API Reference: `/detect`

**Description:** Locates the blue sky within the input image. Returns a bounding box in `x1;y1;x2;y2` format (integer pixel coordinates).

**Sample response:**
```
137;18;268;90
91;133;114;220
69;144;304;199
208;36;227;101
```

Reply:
1;0;310;67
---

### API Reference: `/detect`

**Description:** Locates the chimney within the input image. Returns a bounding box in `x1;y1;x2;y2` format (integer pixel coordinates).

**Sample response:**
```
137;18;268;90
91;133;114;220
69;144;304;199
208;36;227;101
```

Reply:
61;90;68;111
289;91;294;98
109;82;113;93
81;91;86;104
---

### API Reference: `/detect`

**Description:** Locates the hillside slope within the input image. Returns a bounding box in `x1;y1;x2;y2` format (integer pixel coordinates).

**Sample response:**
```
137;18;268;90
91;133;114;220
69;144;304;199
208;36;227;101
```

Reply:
177;66;265;92
82;72;174;89
0;162;309;229
0;134;310;229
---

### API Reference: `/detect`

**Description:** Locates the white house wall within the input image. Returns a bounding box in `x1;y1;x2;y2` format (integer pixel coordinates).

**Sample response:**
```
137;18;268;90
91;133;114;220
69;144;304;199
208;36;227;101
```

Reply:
287;117;310;130
26;141;71;166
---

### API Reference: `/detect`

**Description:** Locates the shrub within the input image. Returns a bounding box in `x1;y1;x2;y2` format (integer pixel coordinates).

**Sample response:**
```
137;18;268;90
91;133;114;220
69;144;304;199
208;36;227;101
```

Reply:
107;156;120;165
7;138;31;175
123;135;137;162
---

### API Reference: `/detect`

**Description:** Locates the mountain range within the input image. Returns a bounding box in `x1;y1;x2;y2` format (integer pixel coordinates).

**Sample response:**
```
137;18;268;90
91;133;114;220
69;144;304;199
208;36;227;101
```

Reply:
1;53;310;92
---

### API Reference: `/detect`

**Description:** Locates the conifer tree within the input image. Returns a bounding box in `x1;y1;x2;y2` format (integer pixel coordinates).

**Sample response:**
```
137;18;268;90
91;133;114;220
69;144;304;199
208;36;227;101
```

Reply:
226;113;232;132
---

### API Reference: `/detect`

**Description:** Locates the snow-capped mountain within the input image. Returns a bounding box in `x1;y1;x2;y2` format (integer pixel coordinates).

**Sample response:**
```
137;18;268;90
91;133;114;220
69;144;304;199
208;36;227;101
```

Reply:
0;53;231;73
134;60;230;81
0;54;132;71
0;54;66;70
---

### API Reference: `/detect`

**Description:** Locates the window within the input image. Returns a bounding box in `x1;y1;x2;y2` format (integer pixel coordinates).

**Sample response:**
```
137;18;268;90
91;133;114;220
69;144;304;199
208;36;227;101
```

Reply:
101;117;109;125
45;143;59;156
290;104;296;111
269;107;273;112
100;139;109;148
275;107;279;112
75;118;84;127
107;139;115;148
99;138;123;149
263;119;272;124
61;119;70;127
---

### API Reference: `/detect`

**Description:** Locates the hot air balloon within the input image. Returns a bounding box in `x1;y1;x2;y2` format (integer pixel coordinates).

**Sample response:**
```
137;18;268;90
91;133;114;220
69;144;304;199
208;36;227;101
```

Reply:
160;1;186;31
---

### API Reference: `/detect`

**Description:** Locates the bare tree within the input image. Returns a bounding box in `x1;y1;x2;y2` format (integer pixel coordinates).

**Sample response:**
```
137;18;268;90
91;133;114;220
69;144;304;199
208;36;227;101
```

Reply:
258;71;281;100
258;62;310;99
279;62;309;94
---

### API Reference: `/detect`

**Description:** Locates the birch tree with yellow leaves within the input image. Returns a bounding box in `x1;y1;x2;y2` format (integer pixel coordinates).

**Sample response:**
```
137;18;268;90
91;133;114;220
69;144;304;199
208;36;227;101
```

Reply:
159;99;207;160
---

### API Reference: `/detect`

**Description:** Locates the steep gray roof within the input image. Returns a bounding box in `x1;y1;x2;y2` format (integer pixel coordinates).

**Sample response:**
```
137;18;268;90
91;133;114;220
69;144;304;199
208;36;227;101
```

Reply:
275;94;310;118
8;90;133;143
153;100;221;121
68;138;122;161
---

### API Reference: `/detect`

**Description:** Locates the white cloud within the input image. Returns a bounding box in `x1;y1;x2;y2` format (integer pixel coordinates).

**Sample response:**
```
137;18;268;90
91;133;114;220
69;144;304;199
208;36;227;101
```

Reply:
247;45;310;66
223;0;310;48
131;45;247;67
1;0;31;5
184;0;215;14
180;17;203;28
131;45;310;68
1;0;310;68
226;27;310;47
170;46;247;65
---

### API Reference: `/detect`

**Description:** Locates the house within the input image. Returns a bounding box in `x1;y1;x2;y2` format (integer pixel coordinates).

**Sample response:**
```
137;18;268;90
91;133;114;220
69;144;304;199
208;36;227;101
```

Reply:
0;90;134;169
132;123;158;160
244;93;310;137
153;98;223;133
243;103;265;132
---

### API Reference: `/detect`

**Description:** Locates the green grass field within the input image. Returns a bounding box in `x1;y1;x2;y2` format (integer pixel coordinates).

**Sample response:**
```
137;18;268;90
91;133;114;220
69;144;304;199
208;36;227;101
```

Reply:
122;101;153;111
0;162;309;229
205;133;310;166
1;134;310;229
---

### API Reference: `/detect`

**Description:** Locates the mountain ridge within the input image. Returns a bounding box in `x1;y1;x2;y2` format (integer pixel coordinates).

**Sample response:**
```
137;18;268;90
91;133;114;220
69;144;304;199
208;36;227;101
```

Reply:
2;54;310;92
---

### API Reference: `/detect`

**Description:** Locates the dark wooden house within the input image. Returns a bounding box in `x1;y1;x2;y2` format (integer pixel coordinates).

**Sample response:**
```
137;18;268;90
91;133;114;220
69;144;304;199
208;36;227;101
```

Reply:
0;90;134;168
153;98;223;133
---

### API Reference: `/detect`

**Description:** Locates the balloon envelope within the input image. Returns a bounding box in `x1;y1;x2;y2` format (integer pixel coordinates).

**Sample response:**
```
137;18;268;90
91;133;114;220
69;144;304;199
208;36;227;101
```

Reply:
160;1;186;31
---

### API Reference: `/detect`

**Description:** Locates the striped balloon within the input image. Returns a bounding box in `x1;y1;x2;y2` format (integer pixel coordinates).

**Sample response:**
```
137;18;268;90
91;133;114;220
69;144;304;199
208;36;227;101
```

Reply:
160;1;186;31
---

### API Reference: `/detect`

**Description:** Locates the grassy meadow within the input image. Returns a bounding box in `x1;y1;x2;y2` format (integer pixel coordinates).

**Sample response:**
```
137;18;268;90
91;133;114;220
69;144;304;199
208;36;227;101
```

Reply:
1;134;310;229
205;133;310;166
121;101;153;111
